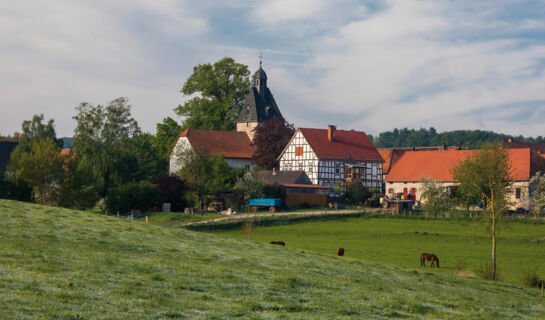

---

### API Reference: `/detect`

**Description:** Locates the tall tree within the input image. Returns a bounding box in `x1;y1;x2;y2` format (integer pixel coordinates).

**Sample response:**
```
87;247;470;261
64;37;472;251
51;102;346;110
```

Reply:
252;116;295;169
175;147;234;210
153;117;183;160
529;172;545;219
451;142;513;280
18;114;63;152
174;57;251;131
72;97;141;197
7;139;64;205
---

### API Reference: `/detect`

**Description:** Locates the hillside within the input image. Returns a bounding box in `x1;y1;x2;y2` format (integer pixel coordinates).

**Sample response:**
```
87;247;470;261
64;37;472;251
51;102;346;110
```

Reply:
1;200;544;319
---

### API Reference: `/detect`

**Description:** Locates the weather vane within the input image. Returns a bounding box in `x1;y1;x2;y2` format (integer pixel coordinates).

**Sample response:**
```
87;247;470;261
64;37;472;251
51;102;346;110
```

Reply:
259;51;263;68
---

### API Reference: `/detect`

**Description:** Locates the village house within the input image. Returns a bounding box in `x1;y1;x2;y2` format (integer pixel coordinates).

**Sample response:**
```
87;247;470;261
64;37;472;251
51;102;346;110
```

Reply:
277;125;383;195
169;64;284;174
385;148;545;211
169;129;255;174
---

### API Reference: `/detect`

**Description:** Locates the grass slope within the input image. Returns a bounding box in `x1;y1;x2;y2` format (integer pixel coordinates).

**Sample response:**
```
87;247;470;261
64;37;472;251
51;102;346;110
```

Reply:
0;200;544;319
208;215;545;285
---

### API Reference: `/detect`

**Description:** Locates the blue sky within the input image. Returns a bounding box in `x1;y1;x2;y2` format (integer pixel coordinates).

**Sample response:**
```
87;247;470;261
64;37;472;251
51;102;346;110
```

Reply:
1;0;545;138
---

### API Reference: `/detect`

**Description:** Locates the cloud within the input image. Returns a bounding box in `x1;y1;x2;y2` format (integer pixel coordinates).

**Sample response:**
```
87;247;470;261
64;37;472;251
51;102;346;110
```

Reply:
274;0;545;136
254;0;326;24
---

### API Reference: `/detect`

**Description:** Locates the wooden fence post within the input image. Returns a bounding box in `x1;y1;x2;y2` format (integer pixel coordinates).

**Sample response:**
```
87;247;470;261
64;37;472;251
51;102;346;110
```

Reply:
145;216;148;224
117;211;119;217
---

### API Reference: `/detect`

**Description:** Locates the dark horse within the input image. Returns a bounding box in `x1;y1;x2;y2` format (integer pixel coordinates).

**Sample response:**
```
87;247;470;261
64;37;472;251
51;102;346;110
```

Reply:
270;241;285;246
420;253;440;267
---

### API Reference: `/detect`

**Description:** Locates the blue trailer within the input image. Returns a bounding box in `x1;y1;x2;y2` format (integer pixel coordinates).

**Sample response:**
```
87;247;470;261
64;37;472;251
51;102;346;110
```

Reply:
249;198;282;212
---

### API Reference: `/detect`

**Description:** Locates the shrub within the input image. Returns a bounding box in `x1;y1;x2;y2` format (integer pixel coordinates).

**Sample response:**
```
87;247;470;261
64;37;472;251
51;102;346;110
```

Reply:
150;174;188;212
263;183;285;200
474;262;501;281
106;181;161;214
342;180;371;206
521;268;542;288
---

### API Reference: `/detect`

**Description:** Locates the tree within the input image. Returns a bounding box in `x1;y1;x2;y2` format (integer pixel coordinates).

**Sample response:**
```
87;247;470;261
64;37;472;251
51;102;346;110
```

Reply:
451;142;513;280
342;180;372;206
18;114;63;152
72;97;141;197
175;147;235;210
57;153;100;209
252;116;295;169
153;117;182;160
150;174;188;212
530;172;545;219
174;57;251;131
7;139;64;205
420;178;452;217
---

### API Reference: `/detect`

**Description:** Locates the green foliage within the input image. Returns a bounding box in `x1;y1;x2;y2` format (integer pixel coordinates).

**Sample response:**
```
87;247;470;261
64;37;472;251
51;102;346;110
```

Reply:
176;147;236;210
105;181;162;214
234;171;264;200
153;117;182;160
7;139;64;205
72;98;141;197
263;183;285;199
17;114;63;152
420;179;453;216
174;57;251;131
529;171;545;217
521;268;542;288
0;172;31;201
150;174;188;212
451;142;513;280
373;127;545;148
342;181;371;206
57;154;100;210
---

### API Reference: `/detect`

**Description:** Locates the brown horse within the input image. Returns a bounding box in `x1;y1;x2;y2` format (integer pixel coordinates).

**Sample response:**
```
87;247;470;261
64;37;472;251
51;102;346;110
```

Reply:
420;253;440;267
337;247;344;256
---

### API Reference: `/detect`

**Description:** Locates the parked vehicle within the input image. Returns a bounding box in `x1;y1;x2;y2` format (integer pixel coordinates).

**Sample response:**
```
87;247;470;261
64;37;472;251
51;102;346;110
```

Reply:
249;198;282;212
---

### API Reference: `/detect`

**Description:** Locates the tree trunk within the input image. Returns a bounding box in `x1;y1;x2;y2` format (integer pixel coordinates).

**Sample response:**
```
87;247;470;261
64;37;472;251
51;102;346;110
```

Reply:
491;190;497;280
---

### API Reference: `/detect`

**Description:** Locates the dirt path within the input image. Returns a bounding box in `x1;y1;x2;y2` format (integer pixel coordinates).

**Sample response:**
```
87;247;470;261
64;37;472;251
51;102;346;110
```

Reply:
181;208;380;227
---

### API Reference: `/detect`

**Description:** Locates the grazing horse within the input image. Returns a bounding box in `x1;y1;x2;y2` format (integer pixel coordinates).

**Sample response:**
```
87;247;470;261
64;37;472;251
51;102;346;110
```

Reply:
337;247;345;256
420;253;440;268
270;241;285;246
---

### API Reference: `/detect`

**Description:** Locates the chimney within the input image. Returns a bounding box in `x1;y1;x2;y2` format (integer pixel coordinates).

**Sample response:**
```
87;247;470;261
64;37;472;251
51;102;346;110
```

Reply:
272;167;276;175
328;125;336;142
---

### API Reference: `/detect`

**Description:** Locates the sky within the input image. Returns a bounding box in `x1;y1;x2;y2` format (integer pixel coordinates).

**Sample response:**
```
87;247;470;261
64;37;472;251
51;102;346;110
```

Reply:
1;0;545;138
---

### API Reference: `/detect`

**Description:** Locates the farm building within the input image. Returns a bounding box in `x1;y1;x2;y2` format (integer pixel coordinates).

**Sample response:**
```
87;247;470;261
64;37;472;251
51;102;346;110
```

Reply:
257;169;329;207
278;125;383;195
385;148;545;211
169;129;255;174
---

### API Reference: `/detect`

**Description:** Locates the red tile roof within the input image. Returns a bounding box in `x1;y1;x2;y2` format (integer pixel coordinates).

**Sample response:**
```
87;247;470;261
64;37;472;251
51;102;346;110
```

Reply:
299;128;383;161
378;148;408;173
180;129;255;159
506;140;545;154
386;148;545;182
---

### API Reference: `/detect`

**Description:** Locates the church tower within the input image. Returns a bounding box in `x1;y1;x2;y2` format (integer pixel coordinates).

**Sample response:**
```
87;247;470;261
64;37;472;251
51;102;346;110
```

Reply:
236;63;284;141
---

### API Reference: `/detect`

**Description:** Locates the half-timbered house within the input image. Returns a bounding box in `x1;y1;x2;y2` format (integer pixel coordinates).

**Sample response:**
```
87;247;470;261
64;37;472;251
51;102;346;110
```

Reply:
277;126;384;195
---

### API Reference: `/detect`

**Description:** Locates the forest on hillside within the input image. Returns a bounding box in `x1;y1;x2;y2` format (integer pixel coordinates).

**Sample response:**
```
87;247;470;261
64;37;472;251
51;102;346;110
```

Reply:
371;128;545;148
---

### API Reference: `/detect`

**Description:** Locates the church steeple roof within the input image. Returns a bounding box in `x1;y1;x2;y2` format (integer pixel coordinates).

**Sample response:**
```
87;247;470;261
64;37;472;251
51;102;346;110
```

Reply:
236;65;283;124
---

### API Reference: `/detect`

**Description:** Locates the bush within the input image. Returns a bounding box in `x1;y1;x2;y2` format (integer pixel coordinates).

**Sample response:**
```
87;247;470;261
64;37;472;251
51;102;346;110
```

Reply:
225;188;245;210
521;268;543;288
342;180;371;206
263;183;285;200
106;181;162;214
474;262;501;281
150;174;188;212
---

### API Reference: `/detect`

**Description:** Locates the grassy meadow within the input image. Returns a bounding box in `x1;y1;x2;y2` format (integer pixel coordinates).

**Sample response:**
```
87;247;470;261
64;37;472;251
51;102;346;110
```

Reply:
1;199;545;319
207;215;545;285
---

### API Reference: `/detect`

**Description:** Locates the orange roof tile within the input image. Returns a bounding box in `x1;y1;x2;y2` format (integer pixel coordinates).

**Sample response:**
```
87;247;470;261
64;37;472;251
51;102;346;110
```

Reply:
180;129;255;159
386;148;545;182
378;148;407;173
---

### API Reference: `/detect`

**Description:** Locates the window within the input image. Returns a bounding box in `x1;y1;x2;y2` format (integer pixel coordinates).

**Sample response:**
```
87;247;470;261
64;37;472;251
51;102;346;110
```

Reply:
516;188;521;199
388;188;394;194
245;164;251;170
335;163;340;174
295;147;303;156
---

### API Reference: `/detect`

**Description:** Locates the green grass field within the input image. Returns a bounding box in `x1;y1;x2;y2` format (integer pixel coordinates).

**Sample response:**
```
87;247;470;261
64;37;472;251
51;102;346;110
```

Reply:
1;199;545;319
207;215;545;285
